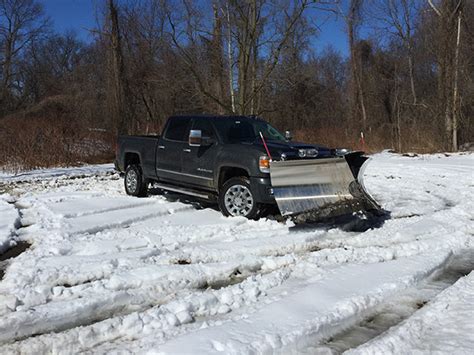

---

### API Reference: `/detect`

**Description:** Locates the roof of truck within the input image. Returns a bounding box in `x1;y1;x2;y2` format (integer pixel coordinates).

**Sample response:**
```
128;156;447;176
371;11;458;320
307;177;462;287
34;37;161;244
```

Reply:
169;114;264;121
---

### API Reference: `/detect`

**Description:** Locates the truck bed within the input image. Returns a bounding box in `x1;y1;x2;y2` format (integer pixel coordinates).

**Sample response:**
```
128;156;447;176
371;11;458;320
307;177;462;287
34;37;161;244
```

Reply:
116;135;160;178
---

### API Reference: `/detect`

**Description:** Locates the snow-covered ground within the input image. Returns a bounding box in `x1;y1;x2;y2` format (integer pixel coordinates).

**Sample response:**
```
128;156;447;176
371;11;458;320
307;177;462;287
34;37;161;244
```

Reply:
0;194;18;253
0;152;472;354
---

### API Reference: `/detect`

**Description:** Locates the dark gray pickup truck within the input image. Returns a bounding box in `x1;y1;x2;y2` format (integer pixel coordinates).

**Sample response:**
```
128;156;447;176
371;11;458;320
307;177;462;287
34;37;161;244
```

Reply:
115;115;370;219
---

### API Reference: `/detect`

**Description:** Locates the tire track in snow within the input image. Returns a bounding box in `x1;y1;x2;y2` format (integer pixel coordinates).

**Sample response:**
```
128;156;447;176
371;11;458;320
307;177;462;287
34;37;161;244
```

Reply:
60;199;159;219
66;203;195;236
144;252;453;354
314;249;474;354
0;198;31;280
0;256;283;344
2;153;472;352
2;231;457;351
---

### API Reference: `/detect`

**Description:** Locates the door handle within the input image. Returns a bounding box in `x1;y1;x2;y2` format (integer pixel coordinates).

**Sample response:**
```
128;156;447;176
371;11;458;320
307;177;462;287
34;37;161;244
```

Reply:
183;148;191;153
158;145;165;150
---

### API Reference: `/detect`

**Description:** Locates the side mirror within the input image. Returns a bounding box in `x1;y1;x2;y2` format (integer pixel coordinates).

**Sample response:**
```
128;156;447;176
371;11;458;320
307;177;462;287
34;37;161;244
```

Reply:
189;130;202;146
285;130;292;141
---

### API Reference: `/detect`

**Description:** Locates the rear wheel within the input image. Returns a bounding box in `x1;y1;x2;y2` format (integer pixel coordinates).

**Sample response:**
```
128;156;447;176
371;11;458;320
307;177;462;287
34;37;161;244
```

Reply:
124;164;148;197
218;177;260;219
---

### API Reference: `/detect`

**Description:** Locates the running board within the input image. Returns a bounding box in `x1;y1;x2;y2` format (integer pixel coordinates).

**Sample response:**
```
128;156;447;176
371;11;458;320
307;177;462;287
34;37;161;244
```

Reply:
153;183;215;200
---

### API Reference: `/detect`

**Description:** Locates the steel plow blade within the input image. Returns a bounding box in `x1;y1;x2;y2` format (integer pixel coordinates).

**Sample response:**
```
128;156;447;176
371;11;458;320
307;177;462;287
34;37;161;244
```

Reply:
270;152;380;219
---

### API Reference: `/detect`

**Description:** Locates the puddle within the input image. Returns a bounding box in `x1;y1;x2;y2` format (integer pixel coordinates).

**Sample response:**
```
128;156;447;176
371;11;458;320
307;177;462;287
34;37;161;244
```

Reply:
0;241;31;280
304;249;474;354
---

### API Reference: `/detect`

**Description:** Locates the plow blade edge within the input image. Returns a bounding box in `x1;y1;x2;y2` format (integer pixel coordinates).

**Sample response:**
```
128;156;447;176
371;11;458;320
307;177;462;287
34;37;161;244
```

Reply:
270;152;380;219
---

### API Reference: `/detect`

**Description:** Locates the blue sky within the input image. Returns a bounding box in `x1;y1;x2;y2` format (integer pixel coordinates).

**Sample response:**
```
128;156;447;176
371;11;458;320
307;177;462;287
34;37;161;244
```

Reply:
42;0;349;55
43;0;97;41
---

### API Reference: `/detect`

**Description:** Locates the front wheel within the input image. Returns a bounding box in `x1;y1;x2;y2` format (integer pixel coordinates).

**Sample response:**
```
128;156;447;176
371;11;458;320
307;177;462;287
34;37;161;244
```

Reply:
124;164;148;197
218;177;260;219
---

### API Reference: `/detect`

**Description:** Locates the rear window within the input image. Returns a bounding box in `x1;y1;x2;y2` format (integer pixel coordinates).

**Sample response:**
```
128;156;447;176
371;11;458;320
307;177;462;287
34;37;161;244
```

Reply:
164;117;191;141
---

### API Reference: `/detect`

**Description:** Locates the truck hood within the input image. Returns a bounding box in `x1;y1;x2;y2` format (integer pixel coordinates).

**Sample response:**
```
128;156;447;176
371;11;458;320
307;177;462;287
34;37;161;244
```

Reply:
250;140;334;160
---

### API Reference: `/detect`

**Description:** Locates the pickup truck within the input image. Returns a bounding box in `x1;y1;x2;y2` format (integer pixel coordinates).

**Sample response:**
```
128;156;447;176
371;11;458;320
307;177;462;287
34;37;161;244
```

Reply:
115;115;344;219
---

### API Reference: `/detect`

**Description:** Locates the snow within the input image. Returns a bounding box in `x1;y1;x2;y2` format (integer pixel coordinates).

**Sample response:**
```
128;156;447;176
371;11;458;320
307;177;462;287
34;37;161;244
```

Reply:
0;152;472;353
0;163;113;183
349;270;474;354
0;194;18;253
156;253;451;354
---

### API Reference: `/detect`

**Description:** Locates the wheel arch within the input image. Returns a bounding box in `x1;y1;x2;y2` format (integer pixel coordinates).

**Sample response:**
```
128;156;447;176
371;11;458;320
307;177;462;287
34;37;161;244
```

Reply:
218;166;250;189
124;152;142;170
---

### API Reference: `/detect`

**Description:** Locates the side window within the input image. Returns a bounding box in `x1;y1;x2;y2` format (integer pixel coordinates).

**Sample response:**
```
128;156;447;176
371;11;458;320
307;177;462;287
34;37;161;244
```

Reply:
164;118;191;141
192;119;215;138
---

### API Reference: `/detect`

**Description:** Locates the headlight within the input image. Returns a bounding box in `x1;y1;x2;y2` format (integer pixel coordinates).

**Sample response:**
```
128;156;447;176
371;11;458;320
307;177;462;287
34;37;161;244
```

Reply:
335;148;351;156
259;155;271;173
298;148;318;158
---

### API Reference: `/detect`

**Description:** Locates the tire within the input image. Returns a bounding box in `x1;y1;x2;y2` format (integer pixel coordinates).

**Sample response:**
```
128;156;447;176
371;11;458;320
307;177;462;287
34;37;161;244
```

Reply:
218;177;260;219
124;164;148;197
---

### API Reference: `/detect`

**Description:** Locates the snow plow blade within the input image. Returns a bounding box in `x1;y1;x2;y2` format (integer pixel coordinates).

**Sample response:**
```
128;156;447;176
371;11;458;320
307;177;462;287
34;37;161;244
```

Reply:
270;152;380;221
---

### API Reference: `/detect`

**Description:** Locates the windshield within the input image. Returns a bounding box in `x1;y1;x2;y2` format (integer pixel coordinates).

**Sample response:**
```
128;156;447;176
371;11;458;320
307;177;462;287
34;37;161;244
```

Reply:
213;119;286;144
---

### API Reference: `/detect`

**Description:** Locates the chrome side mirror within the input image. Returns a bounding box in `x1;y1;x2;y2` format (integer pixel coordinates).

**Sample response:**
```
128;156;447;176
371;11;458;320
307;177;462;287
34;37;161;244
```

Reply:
189;129;202;146
285;130;292;141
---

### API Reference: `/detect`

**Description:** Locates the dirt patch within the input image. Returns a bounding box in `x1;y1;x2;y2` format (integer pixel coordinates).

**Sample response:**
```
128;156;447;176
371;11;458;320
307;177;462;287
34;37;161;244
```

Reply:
0;241;31;280
198;269;250;290
175;259;191;265
0;241;31;262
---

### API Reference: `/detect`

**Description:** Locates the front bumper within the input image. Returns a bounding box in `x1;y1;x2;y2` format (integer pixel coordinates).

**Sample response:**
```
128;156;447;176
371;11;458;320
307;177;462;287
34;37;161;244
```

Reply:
250;176;275;204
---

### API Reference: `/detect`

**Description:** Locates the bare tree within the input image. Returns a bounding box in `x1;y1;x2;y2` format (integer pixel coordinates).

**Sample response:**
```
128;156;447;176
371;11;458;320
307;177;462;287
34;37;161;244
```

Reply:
167;0;233;113
341;0;367;132
428;0;463;151
107;0;131;134
210;4;226;114
451;7;461;151
224;1;236;113
121;0;169;130
0;0;49;111
168;0;317;115
370;0;420;105
21;32;84;100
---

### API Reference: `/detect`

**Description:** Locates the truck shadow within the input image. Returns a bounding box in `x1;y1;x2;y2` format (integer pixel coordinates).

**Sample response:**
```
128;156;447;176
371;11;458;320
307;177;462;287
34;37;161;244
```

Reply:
288;210;391;233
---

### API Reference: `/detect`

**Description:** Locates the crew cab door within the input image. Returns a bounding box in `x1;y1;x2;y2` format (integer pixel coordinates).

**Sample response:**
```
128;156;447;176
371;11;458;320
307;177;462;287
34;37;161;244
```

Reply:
181;118;218;190
155;117;191;182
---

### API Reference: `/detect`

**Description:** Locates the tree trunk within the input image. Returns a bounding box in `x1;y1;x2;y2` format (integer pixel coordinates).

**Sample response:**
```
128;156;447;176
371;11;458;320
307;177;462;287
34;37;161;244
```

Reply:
347;0;367;132
211;4;225;114
225;3;236;113
407;53;417;105
1;37;14;107
108;0;130;135
452;11;461;151
432;0;463;151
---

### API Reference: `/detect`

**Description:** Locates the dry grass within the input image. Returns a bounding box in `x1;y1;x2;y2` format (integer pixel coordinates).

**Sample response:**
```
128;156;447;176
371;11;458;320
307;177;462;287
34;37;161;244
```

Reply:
0;115;114;173
293;124;445;154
